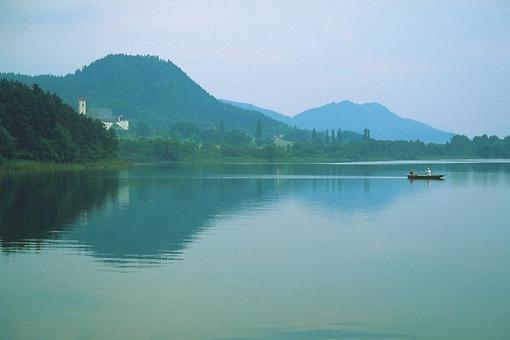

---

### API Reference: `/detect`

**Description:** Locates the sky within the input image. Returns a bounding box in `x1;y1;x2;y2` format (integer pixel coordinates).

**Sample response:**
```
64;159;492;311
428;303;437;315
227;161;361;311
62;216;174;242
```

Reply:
1;0;509;136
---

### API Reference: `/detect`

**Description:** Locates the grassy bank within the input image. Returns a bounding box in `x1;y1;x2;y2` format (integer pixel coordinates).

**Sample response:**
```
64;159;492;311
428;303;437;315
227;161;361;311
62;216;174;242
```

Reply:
0;159;129;173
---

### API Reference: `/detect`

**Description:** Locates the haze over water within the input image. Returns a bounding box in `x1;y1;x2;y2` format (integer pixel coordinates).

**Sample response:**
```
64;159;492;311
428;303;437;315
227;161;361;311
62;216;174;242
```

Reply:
1;161;509;339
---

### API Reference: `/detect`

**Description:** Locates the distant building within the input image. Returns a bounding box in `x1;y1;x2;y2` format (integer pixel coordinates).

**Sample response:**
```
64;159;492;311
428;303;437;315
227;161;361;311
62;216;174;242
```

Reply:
115;118;129;130
78;97;86;115
77;99;129;130
101;116;130;131
273;135;293;148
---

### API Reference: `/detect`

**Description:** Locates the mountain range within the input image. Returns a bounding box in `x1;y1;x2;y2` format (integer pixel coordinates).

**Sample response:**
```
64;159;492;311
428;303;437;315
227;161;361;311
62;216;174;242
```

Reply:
1;54;454;143
224;100;454;143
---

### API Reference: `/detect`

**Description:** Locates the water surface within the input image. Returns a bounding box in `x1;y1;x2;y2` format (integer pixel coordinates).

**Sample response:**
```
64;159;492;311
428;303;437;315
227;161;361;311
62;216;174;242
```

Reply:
1;161;509;339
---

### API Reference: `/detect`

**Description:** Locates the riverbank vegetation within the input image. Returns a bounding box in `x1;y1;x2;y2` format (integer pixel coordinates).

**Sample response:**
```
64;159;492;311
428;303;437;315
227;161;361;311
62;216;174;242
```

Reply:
119;133;510;163
0;159;128;173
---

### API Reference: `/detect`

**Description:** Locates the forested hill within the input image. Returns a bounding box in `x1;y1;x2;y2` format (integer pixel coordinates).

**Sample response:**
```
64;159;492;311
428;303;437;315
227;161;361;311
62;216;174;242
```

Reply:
0;80;117;162
1;54;288;137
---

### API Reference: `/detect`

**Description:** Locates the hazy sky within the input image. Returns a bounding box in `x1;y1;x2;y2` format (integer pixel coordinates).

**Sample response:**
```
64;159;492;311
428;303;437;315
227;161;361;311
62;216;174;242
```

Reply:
1;0;509;136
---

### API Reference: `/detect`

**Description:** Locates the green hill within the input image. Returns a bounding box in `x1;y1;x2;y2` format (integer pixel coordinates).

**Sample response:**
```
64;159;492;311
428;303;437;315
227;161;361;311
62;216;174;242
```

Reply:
0;79;117;162
1;54;289;138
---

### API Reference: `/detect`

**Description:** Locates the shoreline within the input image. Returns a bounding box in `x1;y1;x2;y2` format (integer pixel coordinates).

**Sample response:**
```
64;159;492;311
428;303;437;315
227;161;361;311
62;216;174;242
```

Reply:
2;157;508;174
129;157;510;167
0;159;129;174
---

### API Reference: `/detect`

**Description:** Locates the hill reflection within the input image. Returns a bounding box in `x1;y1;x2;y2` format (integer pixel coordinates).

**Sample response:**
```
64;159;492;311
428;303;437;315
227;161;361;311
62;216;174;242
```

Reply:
2;162;507;267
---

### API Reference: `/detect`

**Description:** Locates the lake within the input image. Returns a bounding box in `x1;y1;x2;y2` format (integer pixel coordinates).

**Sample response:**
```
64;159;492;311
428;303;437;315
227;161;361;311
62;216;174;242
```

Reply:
1;160;509;339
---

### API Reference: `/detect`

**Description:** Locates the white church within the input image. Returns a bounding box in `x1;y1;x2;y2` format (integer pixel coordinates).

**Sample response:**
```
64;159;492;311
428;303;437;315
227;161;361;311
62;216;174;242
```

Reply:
78;98;129;130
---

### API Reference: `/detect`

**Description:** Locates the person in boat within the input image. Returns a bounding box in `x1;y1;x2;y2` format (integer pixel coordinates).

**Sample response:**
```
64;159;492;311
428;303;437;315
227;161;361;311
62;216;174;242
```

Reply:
426;168;432;176
409;169;414;175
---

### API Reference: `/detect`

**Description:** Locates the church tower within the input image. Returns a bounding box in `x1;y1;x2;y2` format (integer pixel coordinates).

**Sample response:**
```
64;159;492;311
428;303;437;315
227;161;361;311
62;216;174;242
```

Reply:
78;97;86;115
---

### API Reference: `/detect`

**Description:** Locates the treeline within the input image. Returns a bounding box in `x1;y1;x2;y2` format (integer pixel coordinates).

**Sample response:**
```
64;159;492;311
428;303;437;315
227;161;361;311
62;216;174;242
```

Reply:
119;134;510;162
130;121;252;145
123;120;364;144
0;80;118;162
292;135;510;160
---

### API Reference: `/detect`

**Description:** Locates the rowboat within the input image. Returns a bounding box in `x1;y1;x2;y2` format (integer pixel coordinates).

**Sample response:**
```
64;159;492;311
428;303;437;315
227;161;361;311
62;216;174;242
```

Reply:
407;174;444;180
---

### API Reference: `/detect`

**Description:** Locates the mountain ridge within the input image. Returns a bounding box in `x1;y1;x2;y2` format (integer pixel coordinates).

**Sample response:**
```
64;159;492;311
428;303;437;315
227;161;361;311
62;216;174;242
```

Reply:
220;99;293;126
293;100;454;143
225;99;454;143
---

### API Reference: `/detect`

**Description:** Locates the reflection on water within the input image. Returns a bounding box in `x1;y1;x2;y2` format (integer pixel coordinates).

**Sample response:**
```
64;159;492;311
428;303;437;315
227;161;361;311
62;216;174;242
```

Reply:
1;161;509;264
0;171;119;249
1;161;510;339
0;163;436;265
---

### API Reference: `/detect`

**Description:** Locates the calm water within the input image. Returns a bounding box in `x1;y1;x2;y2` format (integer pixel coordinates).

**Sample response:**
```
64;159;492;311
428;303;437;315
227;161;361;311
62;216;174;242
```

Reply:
1;161;509;339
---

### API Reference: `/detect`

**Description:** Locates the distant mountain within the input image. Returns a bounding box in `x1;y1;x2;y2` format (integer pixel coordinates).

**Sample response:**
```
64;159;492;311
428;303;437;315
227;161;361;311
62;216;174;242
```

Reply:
221;99;293;125
292;101;454;143
226;99;454;143
222;99;364;142
0;54;288;137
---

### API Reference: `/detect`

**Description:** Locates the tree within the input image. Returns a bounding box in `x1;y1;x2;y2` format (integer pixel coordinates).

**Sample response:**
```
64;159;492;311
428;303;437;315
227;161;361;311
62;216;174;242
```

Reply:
325;130;330;144
449;135;471;156
331;129;336;144
363;128;371;141
312;128;317;144
256;122;262;145
261;144;279;161
503;136;510;158
219;121;225;136
54;123;77;162
337;129;343;144
136;121;152;138
0;125;15;158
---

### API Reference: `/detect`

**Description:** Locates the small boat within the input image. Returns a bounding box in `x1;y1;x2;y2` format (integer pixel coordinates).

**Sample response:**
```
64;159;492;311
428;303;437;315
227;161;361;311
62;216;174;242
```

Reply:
407;174;444;180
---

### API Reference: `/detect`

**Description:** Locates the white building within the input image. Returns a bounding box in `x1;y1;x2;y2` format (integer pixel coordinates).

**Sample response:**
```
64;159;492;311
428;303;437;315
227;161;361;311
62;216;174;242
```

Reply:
78;97;86;115
115;118;129;130
78;99;129;130
103;116;129;130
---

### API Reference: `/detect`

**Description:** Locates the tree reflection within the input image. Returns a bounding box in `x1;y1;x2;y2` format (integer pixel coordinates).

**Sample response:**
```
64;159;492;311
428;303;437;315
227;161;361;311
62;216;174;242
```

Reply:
0;171;119;250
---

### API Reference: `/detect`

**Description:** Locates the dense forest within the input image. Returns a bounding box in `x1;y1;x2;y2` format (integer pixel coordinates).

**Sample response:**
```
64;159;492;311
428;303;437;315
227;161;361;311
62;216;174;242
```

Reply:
0;80;118;162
